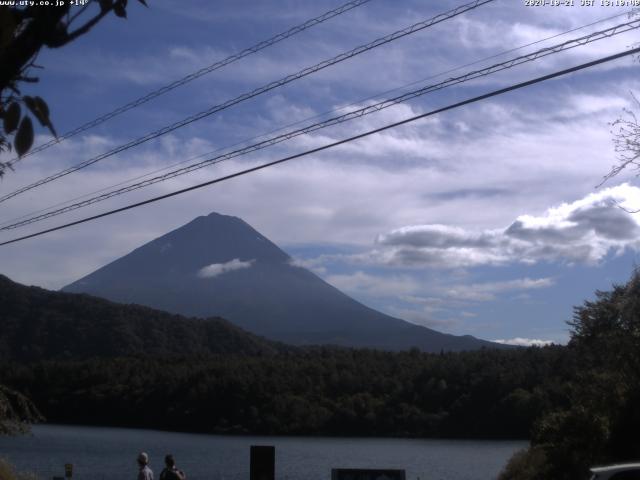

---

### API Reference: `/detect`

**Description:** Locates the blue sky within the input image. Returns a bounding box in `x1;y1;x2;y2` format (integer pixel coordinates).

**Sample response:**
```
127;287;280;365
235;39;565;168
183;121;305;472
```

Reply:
2;0;640;345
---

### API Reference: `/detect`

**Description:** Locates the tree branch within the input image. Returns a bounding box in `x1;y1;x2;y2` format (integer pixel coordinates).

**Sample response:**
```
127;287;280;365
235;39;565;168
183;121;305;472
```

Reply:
67;0;94;27
61;5;113;45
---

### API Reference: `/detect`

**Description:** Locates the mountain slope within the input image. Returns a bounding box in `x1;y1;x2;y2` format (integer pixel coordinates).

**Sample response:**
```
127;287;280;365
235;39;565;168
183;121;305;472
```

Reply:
63;212;503;352
0;274;281;361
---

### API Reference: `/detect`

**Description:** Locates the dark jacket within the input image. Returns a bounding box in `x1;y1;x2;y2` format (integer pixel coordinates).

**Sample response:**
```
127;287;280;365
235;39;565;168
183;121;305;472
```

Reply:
160;467;186;480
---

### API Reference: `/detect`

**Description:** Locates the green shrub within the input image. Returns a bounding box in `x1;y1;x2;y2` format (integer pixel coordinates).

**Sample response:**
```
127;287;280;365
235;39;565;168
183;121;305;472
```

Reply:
0;458;37;480
498;447;550;480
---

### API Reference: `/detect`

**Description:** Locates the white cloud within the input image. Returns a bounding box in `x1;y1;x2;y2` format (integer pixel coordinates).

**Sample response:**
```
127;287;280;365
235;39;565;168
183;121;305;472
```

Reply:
493;337;555;347
197;258;255;278
325;271;421;298
395;277;554;311
371;184;640;268
439;277;555;302
317;270;554;334
288;257;327;275
384;305;462;330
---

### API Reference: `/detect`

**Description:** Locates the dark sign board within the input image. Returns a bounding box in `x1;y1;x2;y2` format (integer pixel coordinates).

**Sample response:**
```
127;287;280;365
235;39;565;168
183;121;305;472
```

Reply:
250;445;275;480
331;469;406;480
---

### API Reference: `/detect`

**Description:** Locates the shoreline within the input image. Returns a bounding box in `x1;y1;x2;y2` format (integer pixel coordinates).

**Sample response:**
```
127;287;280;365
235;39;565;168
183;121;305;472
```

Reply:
26;422;531;443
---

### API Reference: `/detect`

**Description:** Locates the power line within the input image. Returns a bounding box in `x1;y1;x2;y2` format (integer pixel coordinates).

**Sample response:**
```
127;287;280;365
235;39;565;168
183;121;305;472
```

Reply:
2;45;638;247
7;0;373;164
2;9;629;230
4;18;638;231
0;0;495;205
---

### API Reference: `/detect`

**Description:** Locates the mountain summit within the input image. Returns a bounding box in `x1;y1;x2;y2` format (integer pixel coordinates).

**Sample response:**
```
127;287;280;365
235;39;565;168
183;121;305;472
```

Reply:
63;212;501;352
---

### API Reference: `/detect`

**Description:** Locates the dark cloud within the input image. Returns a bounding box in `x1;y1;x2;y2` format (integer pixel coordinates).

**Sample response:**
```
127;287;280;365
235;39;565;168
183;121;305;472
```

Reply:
377;225;496;248
568;203;640;240
426;188;513;201
504;219;586;244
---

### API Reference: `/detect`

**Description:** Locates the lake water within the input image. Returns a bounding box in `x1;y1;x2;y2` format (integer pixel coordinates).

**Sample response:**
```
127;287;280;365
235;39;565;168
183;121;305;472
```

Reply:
0;424;526;480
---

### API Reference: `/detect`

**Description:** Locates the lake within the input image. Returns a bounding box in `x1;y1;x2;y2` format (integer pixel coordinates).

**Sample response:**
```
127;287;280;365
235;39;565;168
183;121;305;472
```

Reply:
0;424;526;480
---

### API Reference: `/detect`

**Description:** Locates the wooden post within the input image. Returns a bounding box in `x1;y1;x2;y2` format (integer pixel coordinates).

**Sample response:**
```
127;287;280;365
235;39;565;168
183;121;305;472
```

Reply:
250;445;275;480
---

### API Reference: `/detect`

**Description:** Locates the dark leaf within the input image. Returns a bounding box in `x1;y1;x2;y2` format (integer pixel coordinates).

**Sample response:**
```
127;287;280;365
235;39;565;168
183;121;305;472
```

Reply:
98;0;112;12
34;97;50;120
113;2;127;18
23;96;57;138
4;102;20;135
23;95;35;107
23;96;39;121
14;116;34;157
45;121;58;139
35;97;56;138
137;0;148;6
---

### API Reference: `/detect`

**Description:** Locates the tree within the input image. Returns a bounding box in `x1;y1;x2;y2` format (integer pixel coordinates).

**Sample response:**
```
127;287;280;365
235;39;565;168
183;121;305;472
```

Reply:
500;270;640;479
0;0;147;177
605;93;640;187
0;384;42;435
0;0;146;433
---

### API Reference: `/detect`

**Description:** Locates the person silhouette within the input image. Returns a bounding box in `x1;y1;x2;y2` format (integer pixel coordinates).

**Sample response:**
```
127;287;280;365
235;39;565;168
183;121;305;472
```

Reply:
137;452;154;480
159;454;186;480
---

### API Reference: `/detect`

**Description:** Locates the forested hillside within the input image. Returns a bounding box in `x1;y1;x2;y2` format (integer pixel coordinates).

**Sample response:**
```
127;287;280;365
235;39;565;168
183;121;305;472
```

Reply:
0;346;569;438
0;274;282;360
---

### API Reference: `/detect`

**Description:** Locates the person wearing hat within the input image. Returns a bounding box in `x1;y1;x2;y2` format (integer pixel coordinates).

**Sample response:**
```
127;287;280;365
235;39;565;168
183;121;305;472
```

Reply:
137;452;154;480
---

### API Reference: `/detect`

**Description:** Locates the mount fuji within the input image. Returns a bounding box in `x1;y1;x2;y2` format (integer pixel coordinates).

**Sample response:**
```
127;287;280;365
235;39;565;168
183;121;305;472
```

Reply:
63;212;504;352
